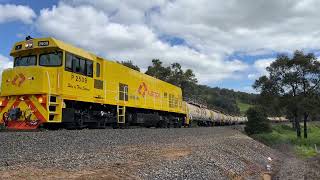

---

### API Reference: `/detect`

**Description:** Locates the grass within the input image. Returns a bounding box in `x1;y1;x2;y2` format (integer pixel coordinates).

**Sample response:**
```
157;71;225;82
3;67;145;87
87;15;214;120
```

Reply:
236;100;253;115
252;123;320;158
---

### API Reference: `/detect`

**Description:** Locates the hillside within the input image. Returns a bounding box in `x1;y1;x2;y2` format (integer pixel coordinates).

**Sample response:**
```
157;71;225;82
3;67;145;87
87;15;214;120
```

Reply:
189;85;256;115
237;100;254;115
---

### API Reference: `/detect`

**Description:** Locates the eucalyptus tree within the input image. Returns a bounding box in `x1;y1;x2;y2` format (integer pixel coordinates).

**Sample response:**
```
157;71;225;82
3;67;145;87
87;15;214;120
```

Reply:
254;51;320;138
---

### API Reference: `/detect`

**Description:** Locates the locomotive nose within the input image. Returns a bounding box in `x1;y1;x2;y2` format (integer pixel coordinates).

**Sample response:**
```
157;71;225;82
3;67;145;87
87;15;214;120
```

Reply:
1;67;51;96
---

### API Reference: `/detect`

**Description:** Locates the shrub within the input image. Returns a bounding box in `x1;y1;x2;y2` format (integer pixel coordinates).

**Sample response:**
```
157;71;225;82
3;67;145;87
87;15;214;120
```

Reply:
245;107;271;135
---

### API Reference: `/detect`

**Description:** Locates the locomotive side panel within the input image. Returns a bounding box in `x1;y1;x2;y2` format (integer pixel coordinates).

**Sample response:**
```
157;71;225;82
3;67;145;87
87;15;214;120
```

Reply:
103;61;186;114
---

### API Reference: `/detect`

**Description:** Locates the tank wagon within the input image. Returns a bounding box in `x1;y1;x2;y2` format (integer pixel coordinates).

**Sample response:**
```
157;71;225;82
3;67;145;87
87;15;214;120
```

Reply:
186;103;246;126
0;37;288;130
267;117;288;123
0;37;186;129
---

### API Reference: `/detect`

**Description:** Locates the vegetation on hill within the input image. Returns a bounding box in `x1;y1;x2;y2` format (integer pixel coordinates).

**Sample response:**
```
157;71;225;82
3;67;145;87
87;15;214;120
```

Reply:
120;59;256;115
252;123;320;158
237;100;254;115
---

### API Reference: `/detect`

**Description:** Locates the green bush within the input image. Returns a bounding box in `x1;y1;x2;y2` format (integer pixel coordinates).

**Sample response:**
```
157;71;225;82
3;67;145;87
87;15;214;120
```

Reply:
245;107;271;135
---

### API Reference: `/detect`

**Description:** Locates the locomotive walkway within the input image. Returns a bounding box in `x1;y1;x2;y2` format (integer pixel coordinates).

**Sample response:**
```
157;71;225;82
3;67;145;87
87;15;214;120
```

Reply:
0;127;313;179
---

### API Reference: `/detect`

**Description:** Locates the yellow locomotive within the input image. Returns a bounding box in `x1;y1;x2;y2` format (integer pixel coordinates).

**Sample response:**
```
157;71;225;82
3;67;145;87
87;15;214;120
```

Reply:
0;37;187;129
0;37;288;130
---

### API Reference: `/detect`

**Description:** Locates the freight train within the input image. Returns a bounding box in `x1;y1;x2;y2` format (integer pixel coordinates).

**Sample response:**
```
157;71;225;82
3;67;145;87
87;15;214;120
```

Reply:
0;37;287;130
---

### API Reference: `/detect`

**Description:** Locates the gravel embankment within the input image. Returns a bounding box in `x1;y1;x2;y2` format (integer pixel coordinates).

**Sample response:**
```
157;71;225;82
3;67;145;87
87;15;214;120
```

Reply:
0;127;286;179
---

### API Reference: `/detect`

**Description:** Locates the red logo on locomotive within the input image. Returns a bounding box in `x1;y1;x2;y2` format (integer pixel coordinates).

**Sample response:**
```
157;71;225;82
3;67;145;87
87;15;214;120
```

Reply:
11;73;26;87
138;82;160;98
138;82;148;96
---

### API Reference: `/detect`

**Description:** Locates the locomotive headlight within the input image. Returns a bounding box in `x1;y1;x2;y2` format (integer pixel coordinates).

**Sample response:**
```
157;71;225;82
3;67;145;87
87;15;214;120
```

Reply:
25;42;33;48
0;100;2;106
38;97;44;104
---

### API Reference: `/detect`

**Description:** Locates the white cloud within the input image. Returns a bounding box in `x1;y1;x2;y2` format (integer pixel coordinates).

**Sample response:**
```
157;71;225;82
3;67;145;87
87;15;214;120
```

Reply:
64;0;167;24
33;0;320;89
248;58;275;80
0;4;36;24
36;2;248;83
149;0;320;54
241;86;258;94
0;54;13;86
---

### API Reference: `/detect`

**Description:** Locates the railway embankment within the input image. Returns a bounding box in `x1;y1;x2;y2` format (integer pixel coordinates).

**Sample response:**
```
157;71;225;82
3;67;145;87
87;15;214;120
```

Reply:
251;123;320;179
0;127;317;179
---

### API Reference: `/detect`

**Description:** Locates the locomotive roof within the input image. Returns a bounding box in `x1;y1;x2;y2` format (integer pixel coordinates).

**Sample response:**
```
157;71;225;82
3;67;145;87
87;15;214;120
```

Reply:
10;37;99;61
10;37;181;90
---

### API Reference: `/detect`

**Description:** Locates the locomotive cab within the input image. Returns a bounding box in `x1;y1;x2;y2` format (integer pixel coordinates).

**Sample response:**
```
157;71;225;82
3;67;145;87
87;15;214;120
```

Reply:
0;38;65;129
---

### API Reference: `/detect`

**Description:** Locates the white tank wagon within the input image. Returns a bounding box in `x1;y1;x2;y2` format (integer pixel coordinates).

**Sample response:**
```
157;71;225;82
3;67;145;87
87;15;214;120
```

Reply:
212;111;223;125
186;103;214;126
220;114;229;125
229;116;234;124
279;117;288;122
226;115;232;125
231;116;238;124
232;116;238;125
185;102;290;127
221;114;228;125
240;117;247;124
232;116;239;124
209;110;216;122
267;117;288;123
204;109;212;121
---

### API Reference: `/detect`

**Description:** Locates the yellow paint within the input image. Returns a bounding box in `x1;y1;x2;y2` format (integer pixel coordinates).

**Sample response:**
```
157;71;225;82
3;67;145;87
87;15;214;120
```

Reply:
1;37;187;124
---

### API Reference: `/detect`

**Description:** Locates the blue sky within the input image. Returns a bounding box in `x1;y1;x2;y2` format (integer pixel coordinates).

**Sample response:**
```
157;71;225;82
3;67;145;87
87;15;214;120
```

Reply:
0;0;57;51
1;0;320;93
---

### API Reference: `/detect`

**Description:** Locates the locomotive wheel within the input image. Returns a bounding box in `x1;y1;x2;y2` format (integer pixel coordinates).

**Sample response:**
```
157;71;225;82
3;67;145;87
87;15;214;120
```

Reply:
98;119;107;129
76;118;85;129
157;120;167;128
112;122;118;129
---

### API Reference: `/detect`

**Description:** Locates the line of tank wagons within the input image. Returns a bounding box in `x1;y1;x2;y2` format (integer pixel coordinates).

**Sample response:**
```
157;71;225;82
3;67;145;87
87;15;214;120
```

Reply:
186;103;288;126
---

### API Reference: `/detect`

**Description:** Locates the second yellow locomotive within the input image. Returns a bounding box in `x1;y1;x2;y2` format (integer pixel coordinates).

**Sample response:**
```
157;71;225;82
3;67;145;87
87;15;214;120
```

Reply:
0;37;187;129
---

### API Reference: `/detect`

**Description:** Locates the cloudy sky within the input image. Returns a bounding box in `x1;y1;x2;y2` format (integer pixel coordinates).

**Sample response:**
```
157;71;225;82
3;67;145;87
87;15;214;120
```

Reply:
1;0;320;93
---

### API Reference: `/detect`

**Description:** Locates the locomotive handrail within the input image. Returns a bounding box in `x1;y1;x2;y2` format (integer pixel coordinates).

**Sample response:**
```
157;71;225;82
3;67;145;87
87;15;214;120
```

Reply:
46;71;51;98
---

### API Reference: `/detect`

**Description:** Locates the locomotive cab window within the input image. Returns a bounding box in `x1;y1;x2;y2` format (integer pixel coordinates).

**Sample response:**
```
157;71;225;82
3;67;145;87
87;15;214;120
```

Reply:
39;51;62;66
14;55;36;67
79;58;86;75
72;56;80;73
65;53;73;71
86;61;93;77
65;52;94;77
